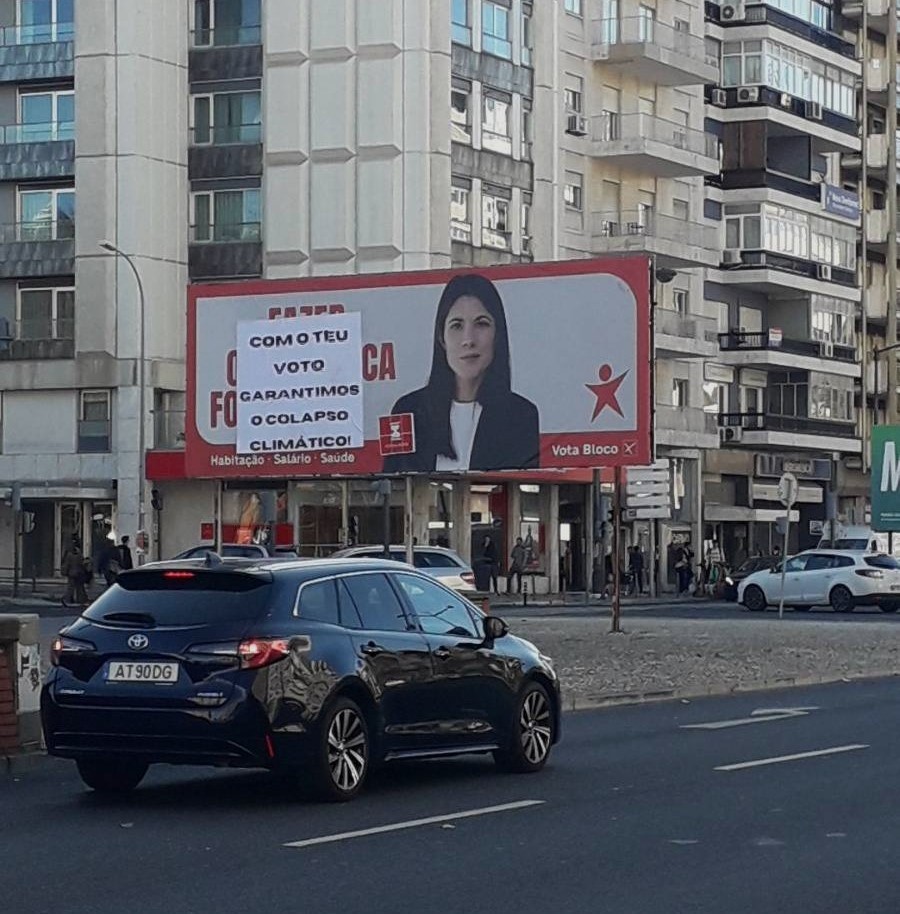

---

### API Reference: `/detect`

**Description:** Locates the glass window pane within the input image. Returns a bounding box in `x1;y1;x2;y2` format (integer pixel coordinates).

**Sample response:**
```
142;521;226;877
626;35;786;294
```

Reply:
19;289;52;339
194;96;211;143
298;579;340;625
21;93;52;124
57;191;75;237
20;191;51;238
341;573;409;632
396;574;480;638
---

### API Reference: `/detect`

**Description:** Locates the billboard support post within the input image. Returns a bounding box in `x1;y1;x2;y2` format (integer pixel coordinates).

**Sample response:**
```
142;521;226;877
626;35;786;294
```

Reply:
611;465;622;634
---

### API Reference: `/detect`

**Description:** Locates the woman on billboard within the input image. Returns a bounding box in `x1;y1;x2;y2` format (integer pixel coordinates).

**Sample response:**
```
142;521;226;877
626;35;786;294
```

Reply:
383;273;539;472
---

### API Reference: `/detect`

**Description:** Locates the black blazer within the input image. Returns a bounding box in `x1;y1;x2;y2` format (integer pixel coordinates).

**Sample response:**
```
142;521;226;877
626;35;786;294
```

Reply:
382;387;540;473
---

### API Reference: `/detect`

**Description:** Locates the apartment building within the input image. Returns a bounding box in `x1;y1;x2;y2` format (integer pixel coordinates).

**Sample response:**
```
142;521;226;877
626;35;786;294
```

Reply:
0;0;881;591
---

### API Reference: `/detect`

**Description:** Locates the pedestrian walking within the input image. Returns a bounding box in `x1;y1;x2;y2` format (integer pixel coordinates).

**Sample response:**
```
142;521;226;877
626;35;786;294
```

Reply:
480;535;500;594
61;538;89;607
675;543;694;595
96;539;121;586
628;546;645;594
507;536;526;594
118;535;134;571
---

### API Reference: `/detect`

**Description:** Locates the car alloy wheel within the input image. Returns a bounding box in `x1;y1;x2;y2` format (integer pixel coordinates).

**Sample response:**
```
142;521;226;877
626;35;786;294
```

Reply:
494;682;554;773
311;696;369;802
830;585;854;613
743;585;766;612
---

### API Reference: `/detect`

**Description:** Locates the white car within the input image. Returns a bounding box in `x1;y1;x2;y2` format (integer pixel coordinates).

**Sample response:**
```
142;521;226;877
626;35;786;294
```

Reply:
328;544;476;592
738;550;900;614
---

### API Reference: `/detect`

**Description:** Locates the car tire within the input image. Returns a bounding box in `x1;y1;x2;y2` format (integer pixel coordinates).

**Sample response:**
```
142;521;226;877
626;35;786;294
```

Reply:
76;758;148;794
880;603;900;614
829;585;854;613
310;696;370;802
494;681;555;774
742;585;767;612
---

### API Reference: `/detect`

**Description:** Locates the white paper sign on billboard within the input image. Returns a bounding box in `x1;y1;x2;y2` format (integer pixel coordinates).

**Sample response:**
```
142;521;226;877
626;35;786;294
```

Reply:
236;313;364;453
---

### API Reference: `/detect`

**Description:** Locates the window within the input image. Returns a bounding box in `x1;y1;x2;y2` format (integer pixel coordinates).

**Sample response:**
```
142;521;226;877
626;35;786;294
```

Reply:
78;390;111;454
452;0;471;45
451;80;472;144
192;91;261;145
564;76;584;114
18;0;73;43
672;378;689;407
805;554;834;571
521;99;533;159
339;573;409;633
17;286;73;340
482;90;512;155
741;385;763;413
784;555;808;573
451;178;472;242
395;574;480;639
193;0;261;47
18;186;74;240
672;198;690;221
192;188;260;242
18;88;73;142
702;381;727;414
482;188;511;249
811;295;856;347
564;171;583;211
482;2;512;59
297;579;340;626
521;3;533;65
672;289;688;315
565;0;583;14
638;5;655;41
599;0;619;42
521;192;532;254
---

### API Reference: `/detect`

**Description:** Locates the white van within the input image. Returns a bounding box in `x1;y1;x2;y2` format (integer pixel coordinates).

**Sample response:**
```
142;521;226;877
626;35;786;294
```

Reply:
817;524;900;555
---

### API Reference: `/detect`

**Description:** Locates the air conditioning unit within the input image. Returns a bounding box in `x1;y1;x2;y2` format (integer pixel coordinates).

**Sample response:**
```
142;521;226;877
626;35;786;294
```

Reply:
710;88;728;107
720;1;746;21
736;86;760;104
820;340;834;358
719;426;743;444
779;93;792;108
816;263;833;281
566;113;588;136
805;100;823;120
722;249;743;265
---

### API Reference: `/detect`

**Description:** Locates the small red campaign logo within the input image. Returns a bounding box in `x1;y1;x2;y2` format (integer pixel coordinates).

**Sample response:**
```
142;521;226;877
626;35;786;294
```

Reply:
378;413;416;456
586;363;628;421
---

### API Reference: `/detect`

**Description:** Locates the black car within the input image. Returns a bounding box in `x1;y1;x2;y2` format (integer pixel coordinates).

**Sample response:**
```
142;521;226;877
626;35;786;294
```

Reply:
42;556;560;801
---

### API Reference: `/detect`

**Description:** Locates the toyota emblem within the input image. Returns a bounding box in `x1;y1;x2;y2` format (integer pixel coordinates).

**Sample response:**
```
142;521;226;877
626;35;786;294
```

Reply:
127;633;149;651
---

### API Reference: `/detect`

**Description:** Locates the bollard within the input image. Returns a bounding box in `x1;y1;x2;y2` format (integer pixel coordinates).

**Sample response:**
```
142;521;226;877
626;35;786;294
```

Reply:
523;578;528;607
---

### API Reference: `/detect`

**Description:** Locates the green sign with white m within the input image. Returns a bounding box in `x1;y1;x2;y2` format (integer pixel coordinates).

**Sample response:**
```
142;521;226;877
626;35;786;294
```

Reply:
871;426;900;532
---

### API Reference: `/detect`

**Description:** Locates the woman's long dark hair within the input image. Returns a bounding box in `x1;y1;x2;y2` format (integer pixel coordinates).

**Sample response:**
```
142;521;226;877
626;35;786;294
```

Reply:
426;273;512;460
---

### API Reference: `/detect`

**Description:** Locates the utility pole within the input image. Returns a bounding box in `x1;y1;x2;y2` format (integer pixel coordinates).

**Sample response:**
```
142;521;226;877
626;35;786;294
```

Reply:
611;465;622;634
860;0;870;469
886;6;898;422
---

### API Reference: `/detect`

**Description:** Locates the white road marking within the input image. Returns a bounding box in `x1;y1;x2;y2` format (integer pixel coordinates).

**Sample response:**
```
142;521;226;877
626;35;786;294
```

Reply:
715;744;869;772
681;707;817;730
283;799;546;849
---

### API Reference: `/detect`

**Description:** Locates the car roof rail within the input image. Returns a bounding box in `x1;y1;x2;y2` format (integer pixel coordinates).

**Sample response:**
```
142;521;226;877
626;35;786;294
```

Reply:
203;551;224;568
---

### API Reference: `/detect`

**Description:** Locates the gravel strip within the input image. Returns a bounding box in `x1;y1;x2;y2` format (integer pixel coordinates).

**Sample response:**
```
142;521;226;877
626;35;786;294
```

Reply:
508;614;900;709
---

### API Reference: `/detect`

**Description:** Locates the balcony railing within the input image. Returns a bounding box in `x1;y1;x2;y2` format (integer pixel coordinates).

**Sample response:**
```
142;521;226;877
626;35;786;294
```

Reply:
717;330;856;363
190;26;262;48
656;404;719;436
0;21;73;46
190;221;261;243
190;123;262;146
592;17;716;68
656;309;719;344
718;411;857;437
593;113;719;158
0;220;74;242
0;121;73;144
592;210;718;250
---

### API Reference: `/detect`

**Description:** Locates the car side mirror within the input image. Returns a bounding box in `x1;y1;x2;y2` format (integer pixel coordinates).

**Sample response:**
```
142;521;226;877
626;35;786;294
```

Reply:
482;615;509;643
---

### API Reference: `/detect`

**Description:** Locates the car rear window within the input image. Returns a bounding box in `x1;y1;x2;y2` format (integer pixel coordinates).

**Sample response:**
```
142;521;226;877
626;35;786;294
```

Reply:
83;569;273;625
864;555;900;570
415;552;462;569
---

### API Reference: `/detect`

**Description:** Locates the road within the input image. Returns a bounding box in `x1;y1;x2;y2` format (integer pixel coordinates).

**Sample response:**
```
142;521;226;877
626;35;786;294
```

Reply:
6;679;900;914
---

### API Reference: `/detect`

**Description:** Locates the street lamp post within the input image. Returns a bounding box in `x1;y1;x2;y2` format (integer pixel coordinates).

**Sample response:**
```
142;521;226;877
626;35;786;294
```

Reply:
99;240;147;562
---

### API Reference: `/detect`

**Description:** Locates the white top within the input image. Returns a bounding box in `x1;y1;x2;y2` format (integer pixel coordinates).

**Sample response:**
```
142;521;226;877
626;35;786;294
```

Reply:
435;400;483;472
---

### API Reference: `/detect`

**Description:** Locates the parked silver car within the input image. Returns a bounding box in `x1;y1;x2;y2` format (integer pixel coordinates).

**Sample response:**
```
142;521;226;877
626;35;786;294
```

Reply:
171;544;299;560
329;544;475;592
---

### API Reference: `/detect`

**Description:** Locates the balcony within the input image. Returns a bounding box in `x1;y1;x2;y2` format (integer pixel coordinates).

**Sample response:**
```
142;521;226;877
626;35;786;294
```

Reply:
716;330;859;378
154;408;186;450
865;209;899;252
724;5;856;59
591;18;718;86
710;168;822;203
655;404;719;449
188;222;262;280
842;134;900;175
590;114;719;178
188;123;263;180
0;316;73;360
0;22;73;83
0;221;74;278
716;250;857;295
0;121;73;180
655;309;719;359
718;410;860;453
189;27;262;83
591;210;720;268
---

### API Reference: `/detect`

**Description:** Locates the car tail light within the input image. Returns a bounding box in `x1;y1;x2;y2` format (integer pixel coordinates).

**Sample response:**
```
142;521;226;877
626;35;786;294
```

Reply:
460;572;475;585
237;638;291;670
163;571;195;579
50;635;96;667
855;569;884;579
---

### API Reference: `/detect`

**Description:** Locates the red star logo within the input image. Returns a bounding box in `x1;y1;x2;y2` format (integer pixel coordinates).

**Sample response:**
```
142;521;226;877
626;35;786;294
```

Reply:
586;364;628;421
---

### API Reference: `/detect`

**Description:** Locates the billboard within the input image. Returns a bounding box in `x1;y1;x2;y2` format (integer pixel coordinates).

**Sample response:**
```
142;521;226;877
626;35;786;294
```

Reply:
871;425;900;532
186;258;651;478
